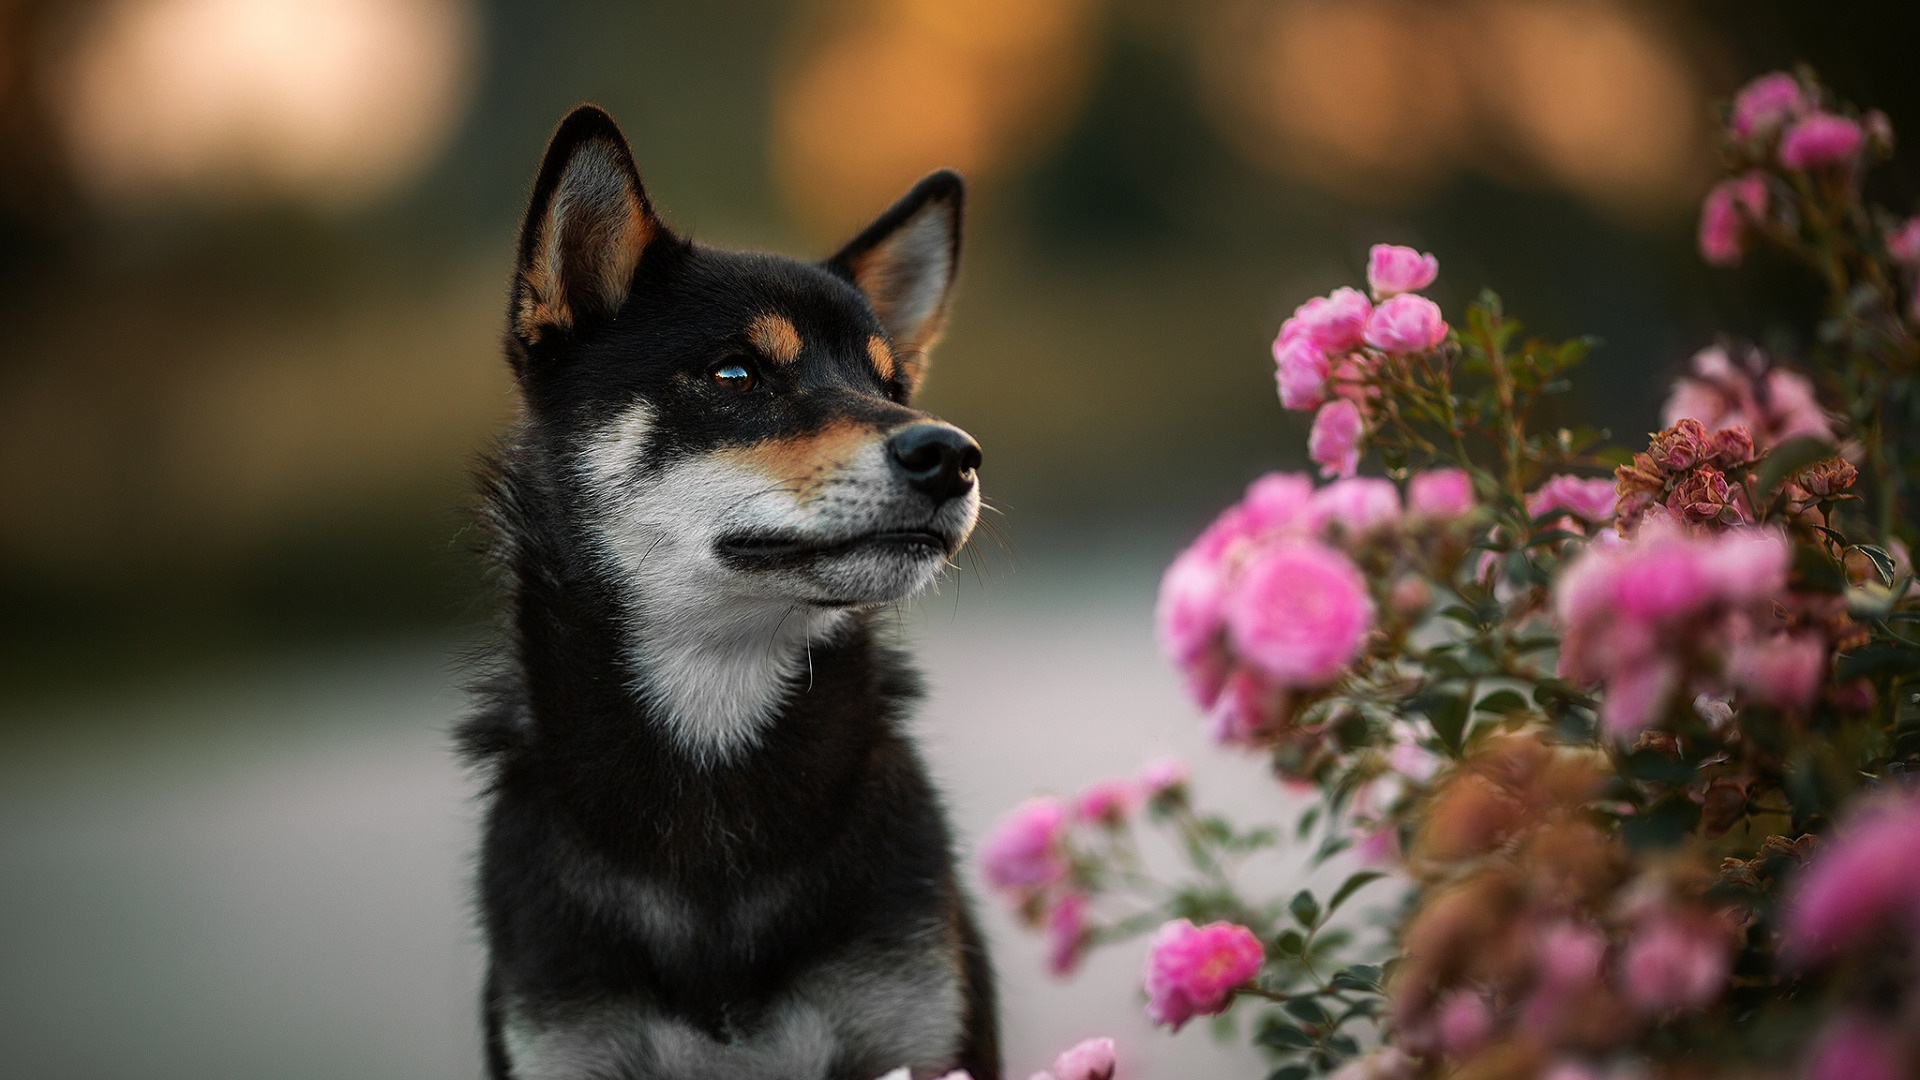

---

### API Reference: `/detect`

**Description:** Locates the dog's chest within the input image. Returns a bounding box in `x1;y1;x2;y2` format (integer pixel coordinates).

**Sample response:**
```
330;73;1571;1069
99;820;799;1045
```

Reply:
501;931;965;1080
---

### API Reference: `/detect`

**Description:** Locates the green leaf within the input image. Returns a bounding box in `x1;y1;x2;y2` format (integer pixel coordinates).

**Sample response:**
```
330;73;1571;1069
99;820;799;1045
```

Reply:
1267;1067;1312;1080
1753;434;1837;496
1311;835;1353;866
1283;996;1332;1025
1273;929;1306;956
1791;546;1848;595
1619;748;1694;785
1289;890;1322;929
1327;870;1387;914
1594;446;1637;468
1330;963;1383;991
1837;640;1920;682
1851;545;1899;586
1257;1023;1316;1051
1621;792;1703;851
1337;998;1384;1021
1419;690;1471;755
1438;605;1483;629
1295;806;1321;840
1474;689;1531;716
1310;928;1353;954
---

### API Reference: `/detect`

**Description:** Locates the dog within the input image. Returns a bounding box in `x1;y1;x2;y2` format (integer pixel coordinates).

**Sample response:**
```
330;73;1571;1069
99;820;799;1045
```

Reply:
456;105;1000;1080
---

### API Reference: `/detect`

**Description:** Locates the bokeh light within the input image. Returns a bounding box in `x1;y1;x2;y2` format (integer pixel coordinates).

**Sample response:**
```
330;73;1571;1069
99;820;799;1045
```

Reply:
773;0;1100;233
51;0;478;210
1200;0;1705;215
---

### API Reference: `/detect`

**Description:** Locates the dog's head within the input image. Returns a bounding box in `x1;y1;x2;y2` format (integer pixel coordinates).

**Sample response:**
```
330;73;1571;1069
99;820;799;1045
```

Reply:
501;107;979;750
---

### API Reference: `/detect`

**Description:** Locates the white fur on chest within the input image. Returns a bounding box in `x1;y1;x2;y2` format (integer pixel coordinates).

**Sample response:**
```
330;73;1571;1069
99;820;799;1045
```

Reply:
576;405;853;765
501;932;964;1080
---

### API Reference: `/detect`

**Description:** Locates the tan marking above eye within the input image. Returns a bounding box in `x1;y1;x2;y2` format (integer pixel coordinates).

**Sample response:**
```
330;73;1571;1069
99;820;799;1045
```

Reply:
746;313;803;365
715;421;878;502
867;336;896;382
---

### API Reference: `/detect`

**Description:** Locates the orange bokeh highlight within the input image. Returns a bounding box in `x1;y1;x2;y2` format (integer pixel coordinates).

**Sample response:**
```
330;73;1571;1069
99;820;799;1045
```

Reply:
51;0;477;211
773;0;1100;234
1200;0;1706;215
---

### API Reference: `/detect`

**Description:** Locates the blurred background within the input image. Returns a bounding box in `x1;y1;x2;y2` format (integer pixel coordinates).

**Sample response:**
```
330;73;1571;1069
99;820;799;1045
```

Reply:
1;1;1916;1077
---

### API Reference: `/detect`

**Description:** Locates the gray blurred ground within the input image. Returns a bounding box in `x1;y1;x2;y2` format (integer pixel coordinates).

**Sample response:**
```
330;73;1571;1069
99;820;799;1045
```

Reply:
0;562;1358;1079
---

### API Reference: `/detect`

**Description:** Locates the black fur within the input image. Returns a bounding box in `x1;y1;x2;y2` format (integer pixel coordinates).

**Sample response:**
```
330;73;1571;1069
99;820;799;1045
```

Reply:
460;105;998;1079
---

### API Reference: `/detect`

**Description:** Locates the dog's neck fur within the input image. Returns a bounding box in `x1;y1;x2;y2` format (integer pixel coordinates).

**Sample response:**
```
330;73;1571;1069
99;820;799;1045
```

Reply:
491;442;875;780
619;591;848;765
565;407;860;764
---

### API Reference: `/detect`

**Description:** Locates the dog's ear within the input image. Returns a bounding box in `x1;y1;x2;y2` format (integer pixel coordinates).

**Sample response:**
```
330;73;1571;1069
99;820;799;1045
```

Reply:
511;105;660;347
825;170;964;393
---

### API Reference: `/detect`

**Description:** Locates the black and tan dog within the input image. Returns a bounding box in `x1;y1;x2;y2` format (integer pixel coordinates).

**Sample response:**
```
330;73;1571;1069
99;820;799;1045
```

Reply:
457;106;998;1078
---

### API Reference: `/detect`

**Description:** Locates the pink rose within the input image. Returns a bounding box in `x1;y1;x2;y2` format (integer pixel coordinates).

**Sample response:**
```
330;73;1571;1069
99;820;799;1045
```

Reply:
1225;541;1374;686
1310;476;1404;536
1366;243;1439;299
1407;468;1474;519
1241;472;1317;534
1729;632;1826;709
1619;914;1730;1012
1387;742;1440;783
1864;109;1895;149
1703;526;1791;604
1522;921;1607;1033
1309;399;1365;479
1280;287;1372;353
1363;294;1448;353
1801;1017;1909;1080
1697;173;1766;268
1598;655;1678;738
1759;367;1834;443
1887;216;1920;264
1046;892;1089;976
1728;170;1769;216
1049;1036;1117;1080
1729;72;1808;139
1785;794;1920;959
1155;544;1226;672
1527;474;1617;525
1433;990;1495;1058
1780;112;1865;170
1206;667;1281;746
1138;756;1189;799
1073;777;1140;827
1275;336;1332;411
981;797;1069;892
1698;183;1745;267
1609;528;1713;623
1141;918;1265;1029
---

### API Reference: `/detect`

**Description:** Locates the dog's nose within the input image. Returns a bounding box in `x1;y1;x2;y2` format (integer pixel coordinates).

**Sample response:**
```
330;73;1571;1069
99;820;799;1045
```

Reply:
887;423;981;503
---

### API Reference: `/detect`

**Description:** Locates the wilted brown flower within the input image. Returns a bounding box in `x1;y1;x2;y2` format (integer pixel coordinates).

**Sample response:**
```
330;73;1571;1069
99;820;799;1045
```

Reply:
1700;777;1749;837
1615;452;1666;495
1705;425;1756;469
1648;417;1710;472
1796;456;1858;499
1666;466;1740;524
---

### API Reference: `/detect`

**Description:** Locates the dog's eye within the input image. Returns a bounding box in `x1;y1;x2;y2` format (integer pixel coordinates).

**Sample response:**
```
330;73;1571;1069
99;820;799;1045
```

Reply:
708;359;759;392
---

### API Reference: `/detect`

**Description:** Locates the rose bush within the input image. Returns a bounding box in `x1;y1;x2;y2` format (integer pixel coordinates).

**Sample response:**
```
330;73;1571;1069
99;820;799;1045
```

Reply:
983;69;1919;1080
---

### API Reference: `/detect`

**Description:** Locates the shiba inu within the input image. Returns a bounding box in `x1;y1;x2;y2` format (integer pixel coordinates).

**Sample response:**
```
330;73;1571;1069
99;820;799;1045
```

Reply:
457;105;998;1079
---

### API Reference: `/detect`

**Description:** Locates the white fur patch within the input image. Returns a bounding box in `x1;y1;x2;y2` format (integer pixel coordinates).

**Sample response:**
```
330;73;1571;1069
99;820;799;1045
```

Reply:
500;931;962;1080
574;404;977;765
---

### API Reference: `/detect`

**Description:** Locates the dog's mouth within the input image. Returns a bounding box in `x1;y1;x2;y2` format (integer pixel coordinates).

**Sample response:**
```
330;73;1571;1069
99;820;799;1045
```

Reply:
714;528;951;569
